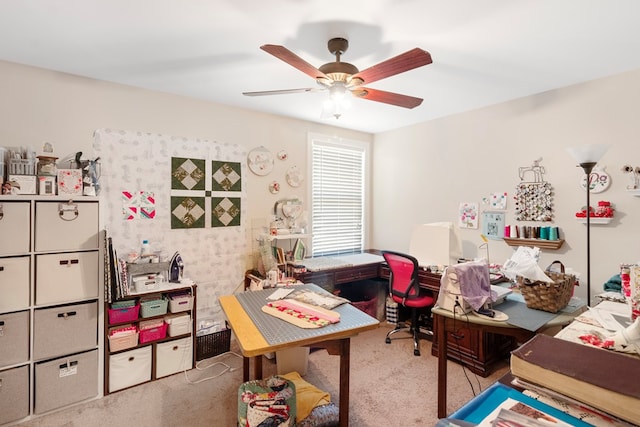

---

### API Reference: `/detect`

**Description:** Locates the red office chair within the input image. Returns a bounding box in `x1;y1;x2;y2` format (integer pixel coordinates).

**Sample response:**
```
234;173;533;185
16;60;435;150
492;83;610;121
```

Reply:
382;250;434;356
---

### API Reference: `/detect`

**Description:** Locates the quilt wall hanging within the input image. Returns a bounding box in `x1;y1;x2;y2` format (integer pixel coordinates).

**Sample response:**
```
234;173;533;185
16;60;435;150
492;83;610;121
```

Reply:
93;128;247;323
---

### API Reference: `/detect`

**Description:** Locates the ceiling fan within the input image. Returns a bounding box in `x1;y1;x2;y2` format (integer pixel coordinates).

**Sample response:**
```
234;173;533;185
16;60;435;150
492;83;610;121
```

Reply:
243;38;432;118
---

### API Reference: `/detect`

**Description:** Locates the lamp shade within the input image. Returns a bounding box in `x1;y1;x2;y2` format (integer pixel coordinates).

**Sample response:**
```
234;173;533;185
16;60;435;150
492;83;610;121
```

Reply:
566;144;610;164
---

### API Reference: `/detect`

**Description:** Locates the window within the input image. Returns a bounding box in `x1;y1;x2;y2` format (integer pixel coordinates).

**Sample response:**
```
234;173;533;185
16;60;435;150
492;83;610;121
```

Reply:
308;133;369;257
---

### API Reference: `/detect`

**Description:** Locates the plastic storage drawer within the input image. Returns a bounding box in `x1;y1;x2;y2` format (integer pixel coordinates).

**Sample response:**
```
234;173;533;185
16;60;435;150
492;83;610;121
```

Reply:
35;251;99;305
0;365;29;425
0;256;30;312
33;301;98;360
0;310;30;368
34;201;99;252
34;349;98;414
156;337;193;378
108;346;152;393
0;201;30;255
140;298;168;318
168;293;193;313
165;313;191;337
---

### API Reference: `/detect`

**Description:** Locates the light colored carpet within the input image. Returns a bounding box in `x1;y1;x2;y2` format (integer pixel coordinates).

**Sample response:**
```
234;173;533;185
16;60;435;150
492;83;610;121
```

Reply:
19;325;508;426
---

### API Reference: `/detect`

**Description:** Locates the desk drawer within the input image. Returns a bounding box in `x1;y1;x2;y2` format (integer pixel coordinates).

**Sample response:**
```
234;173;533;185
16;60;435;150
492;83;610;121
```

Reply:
335;265;378;284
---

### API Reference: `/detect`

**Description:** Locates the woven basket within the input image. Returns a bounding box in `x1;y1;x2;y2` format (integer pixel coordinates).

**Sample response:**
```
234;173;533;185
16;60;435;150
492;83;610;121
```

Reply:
517;261;576;313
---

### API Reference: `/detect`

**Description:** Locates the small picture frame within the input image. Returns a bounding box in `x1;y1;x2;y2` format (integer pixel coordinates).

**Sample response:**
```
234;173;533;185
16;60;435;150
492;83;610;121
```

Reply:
482;211;505;240
38;176;56;195
57;169;83;196
293;239;306;261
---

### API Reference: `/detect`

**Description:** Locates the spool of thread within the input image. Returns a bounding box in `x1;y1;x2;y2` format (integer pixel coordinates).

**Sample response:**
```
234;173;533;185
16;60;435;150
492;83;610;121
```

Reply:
504;225;511;238
540;226;549;240
549;227;559;241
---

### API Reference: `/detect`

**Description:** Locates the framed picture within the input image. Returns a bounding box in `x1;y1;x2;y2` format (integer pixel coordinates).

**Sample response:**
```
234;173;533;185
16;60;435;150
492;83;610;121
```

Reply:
57;169;83;196
272;246;285;265
38;176;56;195
293;238;306;261
482;211;505;240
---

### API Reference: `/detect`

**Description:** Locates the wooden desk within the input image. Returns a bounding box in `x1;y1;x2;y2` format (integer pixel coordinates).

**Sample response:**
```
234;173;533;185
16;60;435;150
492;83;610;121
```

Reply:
432;306;582;418
219;284;379;427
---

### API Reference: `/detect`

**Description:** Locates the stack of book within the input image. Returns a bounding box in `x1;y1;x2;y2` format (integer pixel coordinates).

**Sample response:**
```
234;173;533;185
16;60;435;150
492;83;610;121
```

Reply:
510;333;640;426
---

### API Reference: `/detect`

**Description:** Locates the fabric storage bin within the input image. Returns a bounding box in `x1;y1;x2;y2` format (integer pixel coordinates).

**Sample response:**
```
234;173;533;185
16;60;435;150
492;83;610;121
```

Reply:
108;325;139;352
140;297;168;318
0;255;30;312
168;292;193;313
108;346;152;393
156;337;193;378
0;310;30;368
108;303;140;324
34;201;99;252
165;313;191;337
139;320;167;344
0;201;30;255
0;365;29;425
33;301;98;360
34;349;98;414
35;251;99;305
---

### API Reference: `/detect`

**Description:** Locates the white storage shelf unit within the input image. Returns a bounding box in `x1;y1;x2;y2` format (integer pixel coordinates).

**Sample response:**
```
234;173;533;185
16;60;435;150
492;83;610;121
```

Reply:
0;196;102;425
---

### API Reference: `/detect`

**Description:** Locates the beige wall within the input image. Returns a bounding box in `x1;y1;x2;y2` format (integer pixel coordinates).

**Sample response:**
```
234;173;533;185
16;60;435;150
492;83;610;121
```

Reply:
372;69;640;303
2;58;639;304
0;59;371;279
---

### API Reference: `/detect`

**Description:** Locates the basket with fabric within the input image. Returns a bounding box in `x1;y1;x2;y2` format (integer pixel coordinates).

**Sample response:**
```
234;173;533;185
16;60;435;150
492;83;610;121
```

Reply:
517;260;576;313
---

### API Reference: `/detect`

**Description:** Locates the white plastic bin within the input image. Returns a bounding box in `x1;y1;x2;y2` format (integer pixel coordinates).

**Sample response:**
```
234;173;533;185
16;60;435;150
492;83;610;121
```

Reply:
276;347;310;376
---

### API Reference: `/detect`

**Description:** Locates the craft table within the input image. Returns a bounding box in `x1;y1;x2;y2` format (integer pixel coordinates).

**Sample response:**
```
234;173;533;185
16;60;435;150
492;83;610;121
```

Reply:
432;305;585;418
219;283;380;427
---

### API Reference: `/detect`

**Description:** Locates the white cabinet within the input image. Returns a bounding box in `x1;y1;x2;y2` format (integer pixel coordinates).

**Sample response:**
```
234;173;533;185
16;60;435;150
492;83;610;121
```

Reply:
0;196;101;423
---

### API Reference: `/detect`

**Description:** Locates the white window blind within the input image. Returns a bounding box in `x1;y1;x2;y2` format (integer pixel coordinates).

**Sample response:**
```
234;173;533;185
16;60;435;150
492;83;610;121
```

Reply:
310;136;366;257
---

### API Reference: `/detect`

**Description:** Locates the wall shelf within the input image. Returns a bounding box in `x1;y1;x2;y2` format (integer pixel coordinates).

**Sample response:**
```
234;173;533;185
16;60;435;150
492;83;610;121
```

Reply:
503;237;565;250
575;217;613;225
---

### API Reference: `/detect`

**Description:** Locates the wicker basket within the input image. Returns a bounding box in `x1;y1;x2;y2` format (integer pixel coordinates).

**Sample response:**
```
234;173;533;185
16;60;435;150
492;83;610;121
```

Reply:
517;261;576;313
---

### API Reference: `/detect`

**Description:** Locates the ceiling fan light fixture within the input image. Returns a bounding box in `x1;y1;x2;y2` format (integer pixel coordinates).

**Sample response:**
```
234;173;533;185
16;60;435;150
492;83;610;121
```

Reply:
322;82;352;119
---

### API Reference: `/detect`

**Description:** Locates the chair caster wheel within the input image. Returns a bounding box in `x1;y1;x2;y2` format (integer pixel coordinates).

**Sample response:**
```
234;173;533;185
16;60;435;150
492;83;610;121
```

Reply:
385;338;391;344
414;349;420;356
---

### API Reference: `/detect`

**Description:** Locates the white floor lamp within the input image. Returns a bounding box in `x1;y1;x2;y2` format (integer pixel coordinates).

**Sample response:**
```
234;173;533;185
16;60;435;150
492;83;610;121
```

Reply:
566;144;610;306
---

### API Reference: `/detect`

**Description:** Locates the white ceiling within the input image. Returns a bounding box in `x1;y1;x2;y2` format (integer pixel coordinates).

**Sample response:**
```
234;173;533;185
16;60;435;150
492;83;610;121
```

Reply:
1;1;640;134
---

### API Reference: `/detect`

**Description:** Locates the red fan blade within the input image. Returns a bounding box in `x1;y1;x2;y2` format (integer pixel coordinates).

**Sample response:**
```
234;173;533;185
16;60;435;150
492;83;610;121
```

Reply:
260;44;329;80
354;87;423;109
243;88;323;96
352;48;432;85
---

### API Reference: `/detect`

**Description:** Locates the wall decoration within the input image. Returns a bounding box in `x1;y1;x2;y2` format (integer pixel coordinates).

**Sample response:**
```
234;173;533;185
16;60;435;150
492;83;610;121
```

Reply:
579;165;610;193
211;161;241;192
93;128;247;327
490;192;508;210
269;181;280;194
247;146;274;176
482;212;505;240
277;150;288;161
514;182;553;221
122;191;156;220
285;165;304;188
171;157;206;190
458;202;479;229
211;197;241;227
515;158;553;222
171;196;206;229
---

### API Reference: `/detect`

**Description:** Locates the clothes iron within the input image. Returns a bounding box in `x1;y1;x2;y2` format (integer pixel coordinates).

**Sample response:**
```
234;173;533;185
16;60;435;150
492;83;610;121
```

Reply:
169;251;184;283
